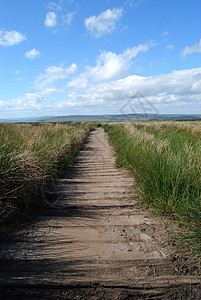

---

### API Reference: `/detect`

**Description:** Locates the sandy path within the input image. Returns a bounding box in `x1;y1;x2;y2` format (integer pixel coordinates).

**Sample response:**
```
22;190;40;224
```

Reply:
0;128;200;299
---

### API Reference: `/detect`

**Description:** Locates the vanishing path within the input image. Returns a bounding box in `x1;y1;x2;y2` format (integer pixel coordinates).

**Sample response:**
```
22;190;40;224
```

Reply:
0;128;200;299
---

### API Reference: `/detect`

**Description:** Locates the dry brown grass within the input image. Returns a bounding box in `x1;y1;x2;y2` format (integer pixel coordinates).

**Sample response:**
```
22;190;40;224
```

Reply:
0;122;94;236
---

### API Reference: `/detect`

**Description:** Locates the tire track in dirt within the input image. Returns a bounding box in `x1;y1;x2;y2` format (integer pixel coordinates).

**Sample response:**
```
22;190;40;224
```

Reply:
0;128;200;299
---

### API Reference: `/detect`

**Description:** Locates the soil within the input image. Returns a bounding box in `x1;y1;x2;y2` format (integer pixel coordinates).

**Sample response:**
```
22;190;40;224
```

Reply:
0;128;200;299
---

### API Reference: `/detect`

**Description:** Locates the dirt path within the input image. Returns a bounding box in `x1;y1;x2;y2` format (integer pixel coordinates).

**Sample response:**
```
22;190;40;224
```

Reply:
0;128;200;299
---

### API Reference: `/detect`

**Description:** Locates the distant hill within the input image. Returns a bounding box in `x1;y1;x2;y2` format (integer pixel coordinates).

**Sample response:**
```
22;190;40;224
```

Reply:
0;114;201;123
44;114;201;122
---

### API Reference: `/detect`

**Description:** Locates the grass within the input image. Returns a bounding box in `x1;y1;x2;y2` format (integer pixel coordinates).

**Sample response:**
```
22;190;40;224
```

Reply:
103;121;201;259
1;120;201;261
0;122;94;237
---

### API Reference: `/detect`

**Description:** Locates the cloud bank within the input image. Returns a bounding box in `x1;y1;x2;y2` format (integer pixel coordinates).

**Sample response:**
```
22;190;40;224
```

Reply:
66;67;201;114
1;43;201;116
2;66;201;117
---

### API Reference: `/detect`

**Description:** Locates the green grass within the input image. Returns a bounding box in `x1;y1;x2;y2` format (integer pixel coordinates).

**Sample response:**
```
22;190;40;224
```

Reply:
103;121;201;259
0;122;94;237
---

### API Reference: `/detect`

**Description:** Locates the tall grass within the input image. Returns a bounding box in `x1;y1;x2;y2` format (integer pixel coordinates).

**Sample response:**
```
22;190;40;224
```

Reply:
104;121;201;259
0;122;94;236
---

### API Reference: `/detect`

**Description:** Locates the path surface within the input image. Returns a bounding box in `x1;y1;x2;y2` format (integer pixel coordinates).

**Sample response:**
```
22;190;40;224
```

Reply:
0;128;200;299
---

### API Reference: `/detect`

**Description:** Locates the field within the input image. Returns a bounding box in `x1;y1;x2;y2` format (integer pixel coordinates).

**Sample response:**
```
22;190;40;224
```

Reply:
0;122;94;236
0;120;201;261
0;121;201;298
104;121;201;259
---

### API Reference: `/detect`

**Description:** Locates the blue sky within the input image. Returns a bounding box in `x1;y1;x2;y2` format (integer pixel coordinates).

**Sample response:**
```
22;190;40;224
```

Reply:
0;0;201;118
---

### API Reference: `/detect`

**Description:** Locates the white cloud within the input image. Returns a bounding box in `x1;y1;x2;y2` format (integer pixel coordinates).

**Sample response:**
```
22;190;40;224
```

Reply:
85;7;123;38
67;73;89;90
90;44;153;81
25;48;41;59
182;39;201;58
125;0;147;8
35;63;77;91
162;31;169;36
88;51;129;82
68;42;154;87
166;44;174;50
66;67;201;114
62;12;75;26
0;29;26;46
39;88;58;96
2;67;201;116
47;2;62;11
0;93;44;114
45;12;57;27
22;93;43;107
45;7;75;30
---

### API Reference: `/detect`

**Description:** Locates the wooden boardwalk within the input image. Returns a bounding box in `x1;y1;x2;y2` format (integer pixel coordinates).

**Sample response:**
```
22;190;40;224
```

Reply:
0;128;200;299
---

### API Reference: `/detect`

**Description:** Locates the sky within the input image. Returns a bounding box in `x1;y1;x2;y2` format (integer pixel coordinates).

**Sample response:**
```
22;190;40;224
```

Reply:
0;0;201;118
